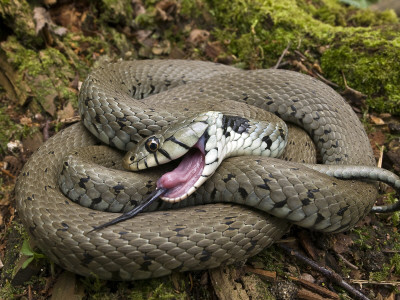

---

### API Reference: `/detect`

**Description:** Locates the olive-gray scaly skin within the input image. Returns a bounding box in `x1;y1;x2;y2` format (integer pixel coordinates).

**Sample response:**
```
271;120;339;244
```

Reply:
16;60;389;280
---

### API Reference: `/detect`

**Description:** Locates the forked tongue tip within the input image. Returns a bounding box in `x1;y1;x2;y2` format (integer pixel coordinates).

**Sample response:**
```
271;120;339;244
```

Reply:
89;187;167;232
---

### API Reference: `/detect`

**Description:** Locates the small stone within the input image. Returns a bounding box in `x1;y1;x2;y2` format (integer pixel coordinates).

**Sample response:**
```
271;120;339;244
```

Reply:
388;123;400;134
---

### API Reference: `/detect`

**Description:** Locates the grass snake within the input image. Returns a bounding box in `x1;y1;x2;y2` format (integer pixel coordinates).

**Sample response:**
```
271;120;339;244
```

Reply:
15;60;400;280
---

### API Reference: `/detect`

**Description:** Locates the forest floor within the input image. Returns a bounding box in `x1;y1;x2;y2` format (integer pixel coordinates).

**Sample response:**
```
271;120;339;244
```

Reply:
0;0;400;299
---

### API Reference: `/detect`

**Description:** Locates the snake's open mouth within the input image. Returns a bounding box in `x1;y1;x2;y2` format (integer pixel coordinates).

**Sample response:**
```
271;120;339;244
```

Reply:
156;137;206;201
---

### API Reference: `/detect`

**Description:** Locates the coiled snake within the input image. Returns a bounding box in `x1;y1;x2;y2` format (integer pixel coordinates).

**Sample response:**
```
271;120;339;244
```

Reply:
15;60;400;280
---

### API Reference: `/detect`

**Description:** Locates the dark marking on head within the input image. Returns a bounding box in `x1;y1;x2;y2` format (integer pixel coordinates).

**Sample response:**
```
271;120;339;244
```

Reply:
165;136;190;149
158;148;172;160
222;115;250;135
262;136;273;149
301;198;311;206
153;152;159;165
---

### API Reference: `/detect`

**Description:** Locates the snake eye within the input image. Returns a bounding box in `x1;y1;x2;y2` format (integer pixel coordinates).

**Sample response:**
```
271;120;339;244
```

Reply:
145;137;159;153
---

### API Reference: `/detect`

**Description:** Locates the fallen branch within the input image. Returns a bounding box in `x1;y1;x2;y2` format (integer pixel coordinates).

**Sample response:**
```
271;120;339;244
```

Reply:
289;276;339;299
278;243;370;300
243;266;276;282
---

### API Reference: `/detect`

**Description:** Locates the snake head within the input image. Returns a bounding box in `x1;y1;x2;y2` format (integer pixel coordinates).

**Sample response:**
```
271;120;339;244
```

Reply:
123;112;217;202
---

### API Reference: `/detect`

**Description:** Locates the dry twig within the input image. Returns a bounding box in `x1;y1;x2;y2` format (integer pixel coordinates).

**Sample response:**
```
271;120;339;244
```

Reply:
273;42;291;69
279;244;370;300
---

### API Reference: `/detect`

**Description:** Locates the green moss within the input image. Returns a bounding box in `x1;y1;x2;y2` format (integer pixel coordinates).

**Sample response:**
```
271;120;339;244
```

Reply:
80;276;186;300
0;0;40;46
173;0;400;115
0;107;35;154
249;245;287;276
1;36;77;113
352;227;373;250
99;0;133;25
0;281;26;300
321;26;400;115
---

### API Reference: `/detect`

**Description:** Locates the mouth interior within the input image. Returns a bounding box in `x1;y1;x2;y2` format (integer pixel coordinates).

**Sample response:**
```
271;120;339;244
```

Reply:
157;137;205;199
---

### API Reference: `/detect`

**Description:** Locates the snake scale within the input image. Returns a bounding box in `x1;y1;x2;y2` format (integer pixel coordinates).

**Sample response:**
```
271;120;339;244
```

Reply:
15;60;400;280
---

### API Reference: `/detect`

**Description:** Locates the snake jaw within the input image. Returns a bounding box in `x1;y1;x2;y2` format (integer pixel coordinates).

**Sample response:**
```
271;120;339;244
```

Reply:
157;135;207;202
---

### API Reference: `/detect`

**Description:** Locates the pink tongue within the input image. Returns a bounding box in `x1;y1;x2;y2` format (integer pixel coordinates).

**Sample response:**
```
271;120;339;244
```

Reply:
157;149;205;198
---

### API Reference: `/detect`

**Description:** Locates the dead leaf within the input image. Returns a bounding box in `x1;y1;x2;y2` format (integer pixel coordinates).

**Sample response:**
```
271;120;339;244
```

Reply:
57;102;75;121
19;117;32;126
370;115;385;125
156;0;179;21
188;29;210;46
33;7;52;34
54;26;68;36
205;41;223;59
22;131;44;153
135;30;152;43
42;93;57;116
133;0;146;16
43;0;56;4
152;40;171;55
332;233;353;254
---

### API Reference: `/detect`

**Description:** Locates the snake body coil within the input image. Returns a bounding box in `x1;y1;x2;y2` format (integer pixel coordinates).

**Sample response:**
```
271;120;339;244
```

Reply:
16;60;396;280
